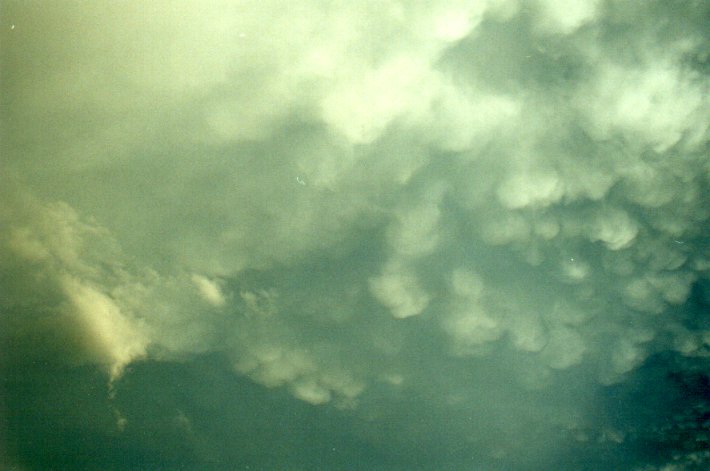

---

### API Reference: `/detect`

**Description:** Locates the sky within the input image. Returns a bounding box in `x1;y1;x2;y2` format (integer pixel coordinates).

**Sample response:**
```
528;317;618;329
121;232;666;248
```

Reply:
1;0;708;469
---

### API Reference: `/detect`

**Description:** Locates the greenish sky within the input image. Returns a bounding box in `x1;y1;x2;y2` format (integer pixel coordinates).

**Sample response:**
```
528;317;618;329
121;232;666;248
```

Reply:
1;1;708;469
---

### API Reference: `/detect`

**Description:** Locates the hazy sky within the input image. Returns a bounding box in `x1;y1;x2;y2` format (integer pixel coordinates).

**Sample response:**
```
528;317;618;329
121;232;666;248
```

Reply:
1;1;708;469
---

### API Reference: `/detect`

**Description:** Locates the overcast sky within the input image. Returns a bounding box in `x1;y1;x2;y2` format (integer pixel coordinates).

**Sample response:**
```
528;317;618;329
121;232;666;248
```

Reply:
1;1;709;470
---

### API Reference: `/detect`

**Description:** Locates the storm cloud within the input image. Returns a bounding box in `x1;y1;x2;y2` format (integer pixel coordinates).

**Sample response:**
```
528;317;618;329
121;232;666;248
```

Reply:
1;1;708;469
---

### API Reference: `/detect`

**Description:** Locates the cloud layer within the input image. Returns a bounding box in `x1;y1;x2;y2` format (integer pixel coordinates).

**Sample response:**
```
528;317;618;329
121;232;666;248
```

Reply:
2;0;708;469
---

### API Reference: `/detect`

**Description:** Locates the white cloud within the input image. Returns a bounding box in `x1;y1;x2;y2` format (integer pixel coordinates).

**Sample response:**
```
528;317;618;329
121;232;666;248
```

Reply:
387;197;443;258
578;60;707;153
450;268;485;299
588;207;639;250
534;0;600;35
321;56;435;144
509;314;548;353
191;274;226;307
497;171;564;209
61;275;148;381
540;326;586;370
292;379;332;405
369;263;431;319
443;303;502;354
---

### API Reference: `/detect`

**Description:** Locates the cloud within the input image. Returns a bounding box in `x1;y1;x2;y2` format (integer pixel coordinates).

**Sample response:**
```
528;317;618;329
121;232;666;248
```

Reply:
534;0;601;35
60;275;149;381
2;0;709;469
369;261;431;319
191;274;226;308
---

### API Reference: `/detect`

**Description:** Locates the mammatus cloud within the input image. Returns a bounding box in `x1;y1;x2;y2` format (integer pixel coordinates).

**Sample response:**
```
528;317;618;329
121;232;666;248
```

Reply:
2;0;708;469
